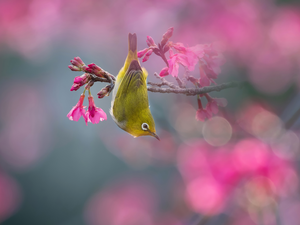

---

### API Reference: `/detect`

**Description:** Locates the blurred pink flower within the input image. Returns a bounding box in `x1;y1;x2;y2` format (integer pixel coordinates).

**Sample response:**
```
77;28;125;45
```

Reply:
0;171;22;222
0;83;52;170
67;94;88;124
84;178;156;225
177;138;299;215
206;97;228;115
86;95;107;124
248;46;293;94
270;8;300;55
186;177;226;215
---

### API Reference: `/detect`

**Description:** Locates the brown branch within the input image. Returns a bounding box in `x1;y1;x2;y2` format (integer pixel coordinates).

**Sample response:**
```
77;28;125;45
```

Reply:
151;72;180;89
147;81;244;96
69;58;243;96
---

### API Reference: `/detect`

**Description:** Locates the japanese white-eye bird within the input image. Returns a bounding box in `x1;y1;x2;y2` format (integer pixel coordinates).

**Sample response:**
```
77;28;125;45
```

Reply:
110;33;159;140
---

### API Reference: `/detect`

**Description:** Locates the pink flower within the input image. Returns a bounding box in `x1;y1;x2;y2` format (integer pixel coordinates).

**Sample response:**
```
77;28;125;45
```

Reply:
137;48;149;58
97;86;110;99
142;49;153;62
86;96;107;124
85;63;104;77
167;53;190;77
186;177;226;215
195;97;212;121
206;97;228;115
68;65;81;71
70;73;90;91
168;43;206;78
206;101;219;115
200;45;225;81
71;57;84;67
199;66;211;87
161;27;174;46
67;94;88;124
159;67;169;77
196;108;212;121
146;36;156;47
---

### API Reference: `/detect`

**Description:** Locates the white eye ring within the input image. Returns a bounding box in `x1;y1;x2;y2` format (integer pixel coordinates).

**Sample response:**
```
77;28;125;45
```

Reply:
142;123;149;131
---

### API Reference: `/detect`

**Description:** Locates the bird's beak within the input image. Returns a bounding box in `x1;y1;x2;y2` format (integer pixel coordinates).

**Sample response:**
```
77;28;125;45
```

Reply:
149;131;160;141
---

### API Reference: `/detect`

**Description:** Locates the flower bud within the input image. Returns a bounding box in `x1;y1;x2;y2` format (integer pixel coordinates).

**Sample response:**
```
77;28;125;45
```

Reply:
137;48;149;58
68;65;81;71
146;36;156;47
161;27;174;46
159;67;169;77
70;57;84;68
142;49;153;62
163;45;170;53
163;27;174;40
86;63;104;77
97;86;110;98
74;73;90;85
70;83;81;91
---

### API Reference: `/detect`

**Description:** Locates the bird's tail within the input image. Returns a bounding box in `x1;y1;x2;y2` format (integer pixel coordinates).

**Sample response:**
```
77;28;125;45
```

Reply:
123;33;139;72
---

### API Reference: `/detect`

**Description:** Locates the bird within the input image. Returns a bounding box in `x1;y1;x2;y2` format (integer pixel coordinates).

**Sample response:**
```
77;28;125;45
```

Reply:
110;33;159;140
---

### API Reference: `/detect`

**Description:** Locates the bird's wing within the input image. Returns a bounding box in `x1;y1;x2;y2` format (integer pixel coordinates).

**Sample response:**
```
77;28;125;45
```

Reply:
112;64;149;123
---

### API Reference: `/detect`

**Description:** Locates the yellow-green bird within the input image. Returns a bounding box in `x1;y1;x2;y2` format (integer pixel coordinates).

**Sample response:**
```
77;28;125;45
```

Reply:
110;33;159;140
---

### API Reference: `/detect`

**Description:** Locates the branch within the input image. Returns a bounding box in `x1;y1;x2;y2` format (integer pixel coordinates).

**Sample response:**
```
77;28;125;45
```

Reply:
148;73;180;89
69;57;243;97
147;81;244;96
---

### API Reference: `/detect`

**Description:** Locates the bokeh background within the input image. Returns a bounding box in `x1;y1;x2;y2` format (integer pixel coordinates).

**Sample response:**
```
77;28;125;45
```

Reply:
1;0;300;225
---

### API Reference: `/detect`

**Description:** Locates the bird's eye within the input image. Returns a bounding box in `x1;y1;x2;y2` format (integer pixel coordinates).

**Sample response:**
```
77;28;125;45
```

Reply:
142;123;149;131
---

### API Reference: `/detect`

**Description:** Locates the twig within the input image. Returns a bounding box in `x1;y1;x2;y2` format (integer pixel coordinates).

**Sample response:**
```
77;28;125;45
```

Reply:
175;76;185;88
152;72;180;89
147;81;244;96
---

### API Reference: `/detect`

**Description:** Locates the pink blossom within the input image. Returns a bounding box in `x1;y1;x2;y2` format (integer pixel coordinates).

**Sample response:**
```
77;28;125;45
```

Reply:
199;66;211;87
85;63;103;77
169;43;204;72
69;57;85;71
167;53;190;77
161;27;174;46
68;65;81;71
186;177;226;215
142;49;153;62
206;101;219;115
159;67;169;77
97;86;110;99
70;73;90;91
171;42;187;52
146;36;156;47
84;178;156;225
86;96;107;124
70;83;81;91
70;57;84;68
137;48;149;58
214;98;228;107
67;94;88;124
206;97;228;115
0;171;21;222
195;108;211;121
